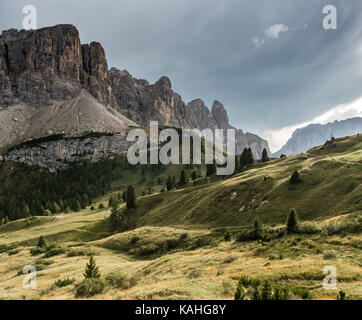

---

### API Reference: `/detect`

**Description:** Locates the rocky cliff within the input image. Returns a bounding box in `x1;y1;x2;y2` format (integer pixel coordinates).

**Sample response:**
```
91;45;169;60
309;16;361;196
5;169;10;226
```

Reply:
0;24;270;164
0;134;129;172
273;117;362;157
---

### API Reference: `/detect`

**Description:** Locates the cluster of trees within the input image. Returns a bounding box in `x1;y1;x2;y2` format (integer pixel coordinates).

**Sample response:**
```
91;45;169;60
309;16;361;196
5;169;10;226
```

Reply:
0;157;130;223
109;185;136;232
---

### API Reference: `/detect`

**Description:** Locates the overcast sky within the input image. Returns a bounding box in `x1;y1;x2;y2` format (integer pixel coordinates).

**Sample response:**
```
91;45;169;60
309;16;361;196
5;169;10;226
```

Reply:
1;0;362;151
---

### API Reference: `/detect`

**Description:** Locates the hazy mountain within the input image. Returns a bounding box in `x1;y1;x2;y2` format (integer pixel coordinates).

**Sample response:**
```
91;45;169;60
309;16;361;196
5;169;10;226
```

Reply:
273;117;362;157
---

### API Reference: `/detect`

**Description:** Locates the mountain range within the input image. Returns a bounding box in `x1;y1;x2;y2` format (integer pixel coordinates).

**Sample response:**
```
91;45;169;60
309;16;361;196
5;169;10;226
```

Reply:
273;117;362;157
0;24;269;159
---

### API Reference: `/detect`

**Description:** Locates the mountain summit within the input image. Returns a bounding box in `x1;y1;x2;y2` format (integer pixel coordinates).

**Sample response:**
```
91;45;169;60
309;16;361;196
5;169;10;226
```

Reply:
0;24;269;157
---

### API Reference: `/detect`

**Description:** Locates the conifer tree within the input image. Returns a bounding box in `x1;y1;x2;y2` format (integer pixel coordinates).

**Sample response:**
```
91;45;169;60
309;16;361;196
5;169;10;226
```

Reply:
166;176;173;191
179;169;187;186
206;162;217;176
37;235;47;248
83;255;101;279
126;185;136;209
287;208;300;234
290;170;301;184
253;217;263;239
261;148;269;163
192;171;197;180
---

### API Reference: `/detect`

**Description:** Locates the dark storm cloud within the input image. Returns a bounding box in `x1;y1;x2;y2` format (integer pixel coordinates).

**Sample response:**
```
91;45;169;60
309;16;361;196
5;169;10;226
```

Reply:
1;0;362;136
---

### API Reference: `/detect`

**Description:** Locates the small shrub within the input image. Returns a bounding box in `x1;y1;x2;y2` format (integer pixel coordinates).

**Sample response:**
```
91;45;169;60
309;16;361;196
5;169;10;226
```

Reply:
67;248;95;257
130;236;140;246
44;246;67;258
30;246;47;256
290;170;301;184
323;249;338;260
54;278;75;288
224;231;232;242
179;233;188;241
223;255;235;264
293;287;313;300
138;244;159;256
75;278;105;298
188;269;201;279
8;249;20;256
106;272;137;289
299;222;322;234
166;238;182;250
337;290;349;300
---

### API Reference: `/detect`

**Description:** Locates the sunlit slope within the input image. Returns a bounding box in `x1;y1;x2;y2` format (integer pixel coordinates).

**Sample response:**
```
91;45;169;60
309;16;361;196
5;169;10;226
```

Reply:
128;134;362;228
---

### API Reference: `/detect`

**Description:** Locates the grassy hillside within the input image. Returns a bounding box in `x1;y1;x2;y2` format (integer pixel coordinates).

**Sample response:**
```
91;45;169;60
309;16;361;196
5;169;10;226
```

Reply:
0;134;360;300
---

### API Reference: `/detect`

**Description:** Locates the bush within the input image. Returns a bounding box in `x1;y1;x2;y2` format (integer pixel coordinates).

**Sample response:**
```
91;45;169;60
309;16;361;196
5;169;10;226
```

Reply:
293;287;313;300
67;248;94;257
224;231;232;242
138;244;159;256
179;233;188;241
106;272;137;289
337;290;349;300
30;246;47;256
54;278;75;288
299;222;322;234
290;170;301;184
44;246;67;258
130;236;140;246
75;278;105;298
323;249;338;260
166;238;182;250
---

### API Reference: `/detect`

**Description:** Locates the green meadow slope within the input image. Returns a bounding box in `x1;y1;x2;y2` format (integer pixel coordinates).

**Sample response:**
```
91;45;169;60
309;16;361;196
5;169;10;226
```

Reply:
0;134;360;300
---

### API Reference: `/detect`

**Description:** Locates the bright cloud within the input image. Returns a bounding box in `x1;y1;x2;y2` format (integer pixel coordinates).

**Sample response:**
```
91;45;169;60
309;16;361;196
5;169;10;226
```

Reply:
252;23;290;48
264;24;289;39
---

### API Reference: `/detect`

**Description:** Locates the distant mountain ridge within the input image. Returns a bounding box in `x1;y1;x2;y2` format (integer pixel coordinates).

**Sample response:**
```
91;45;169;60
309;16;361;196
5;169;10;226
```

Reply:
273;117;362;157
0;24;270;158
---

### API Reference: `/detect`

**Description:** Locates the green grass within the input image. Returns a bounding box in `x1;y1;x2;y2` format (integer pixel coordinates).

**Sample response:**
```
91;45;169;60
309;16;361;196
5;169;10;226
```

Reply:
0;134;360;300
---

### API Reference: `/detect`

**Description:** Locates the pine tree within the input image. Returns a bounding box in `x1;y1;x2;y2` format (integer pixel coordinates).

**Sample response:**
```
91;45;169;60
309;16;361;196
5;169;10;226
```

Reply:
50;201;61;214
247;148;254;165
290;170;301;184
126;185;136;209
166;176;173;191
179;169;187;186
192;171;197;180
83;255;101;279
261;148;269;163
37;235;47;248
108;196;118;209
71;200;81;212
287;208;300;234
109;206;123;231
253;217;263;239
206;162;217;176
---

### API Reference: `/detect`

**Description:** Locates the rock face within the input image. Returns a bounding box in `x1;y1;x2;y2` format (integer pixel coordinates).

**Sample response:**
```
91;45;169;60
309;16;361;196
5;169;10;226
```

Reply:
273;117;362;157
0;23;270;163
108;69;270;157
2;134;129;172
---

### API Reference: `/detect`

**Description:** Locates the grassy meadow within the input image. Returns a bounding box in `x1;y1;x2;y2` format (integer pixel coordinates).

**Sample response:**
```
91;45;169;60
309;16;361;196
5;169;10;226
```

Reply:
0;134;361;300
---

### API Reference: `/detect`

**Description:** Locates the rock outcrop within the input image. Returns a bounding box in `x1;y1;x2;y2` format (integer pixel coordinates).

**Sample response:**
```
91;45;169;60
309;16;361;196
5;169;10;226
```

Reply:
273;117;362;157
1;134;129;172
